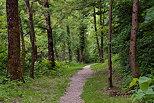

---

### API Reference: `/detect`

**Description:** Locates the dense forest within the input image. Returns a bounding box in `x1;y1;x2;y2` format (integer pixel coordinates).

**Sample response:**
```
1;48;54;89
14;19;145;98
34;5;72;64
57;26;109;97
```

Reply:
0;0;154;102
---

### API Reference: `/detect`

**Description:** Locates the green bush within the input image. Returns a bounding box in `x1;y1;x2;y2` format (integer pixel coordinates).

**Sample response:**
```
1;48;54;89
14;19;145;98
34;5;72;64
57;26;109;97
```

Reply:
34;58;65;77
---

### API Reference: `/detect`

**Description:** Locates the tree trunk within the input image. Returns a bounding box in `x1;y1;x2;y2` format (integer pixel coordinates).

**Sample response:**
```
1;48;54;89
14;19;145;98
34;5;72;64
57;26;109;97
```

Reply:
76;48;80;62
6;0;23;81
24;0;37;79
108;0;113;88
64;0;72;62
66;26;72;62
129;0;140;78
93;8;102;63
79;26;85;63
44;0;55;69
54;45;59;61
62;42;66;61
19;16;25;81
80;49;84;63
100;0;104;63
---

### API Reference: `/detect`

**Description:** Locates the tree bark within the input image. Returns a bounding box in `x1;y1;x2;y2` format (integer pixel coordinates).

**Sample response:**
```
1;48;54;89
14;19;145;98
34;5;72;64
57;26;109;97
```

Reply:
100;0;104;63
129;0;140;78
66;26;72;62
93;8;102;63
19;16;25;81
24;0;37;79
108;0;113;88
6;0;23;81
44;0;55;69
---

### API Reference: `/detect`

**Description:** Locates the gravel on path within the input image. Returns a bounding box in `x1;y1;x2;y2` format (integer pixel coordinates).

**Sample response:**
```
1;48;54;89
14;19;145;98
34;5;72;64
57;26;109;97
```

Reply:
60;65;94;103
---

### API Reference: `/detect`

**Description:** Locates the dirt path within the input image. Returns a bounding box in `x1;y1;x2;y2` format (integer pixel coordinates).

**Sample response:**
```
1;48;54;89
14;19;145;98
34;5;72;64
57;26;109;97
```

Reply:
60;65;94;103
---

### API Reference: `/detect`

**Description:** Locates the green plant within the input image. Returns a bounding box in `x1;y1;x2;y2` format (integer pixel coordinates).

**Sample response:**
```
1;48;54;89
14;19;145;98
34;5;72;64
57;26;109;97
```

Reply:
129;76;154;103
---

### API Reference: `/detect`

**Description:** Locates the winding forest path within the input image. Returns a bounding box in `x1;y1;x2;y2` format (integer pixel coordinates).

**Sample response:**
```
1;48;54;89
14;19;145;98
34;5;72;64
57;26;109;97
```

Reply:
60;65;94;103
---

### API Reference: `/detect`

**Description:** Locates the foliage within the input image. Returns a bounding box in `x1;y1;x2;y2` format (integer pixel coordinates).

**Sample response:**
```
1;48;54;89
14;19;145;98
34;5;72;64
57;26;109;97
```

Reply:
129;77;154;103
34;58;64;77
112;0;154;78
0;0;7;72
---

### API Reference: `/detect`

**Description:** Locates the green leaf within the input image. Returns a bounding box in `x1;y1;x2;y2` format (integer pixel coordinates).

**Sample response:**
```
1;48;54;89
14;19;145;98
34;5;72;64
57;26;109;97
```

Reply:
129;78;139;88
136;93;145;100
150;85;154;88
136;89;145;100
132;96;137;103
139;77;152;84
145;88;154;95
139;82;150;92
138;77;152;92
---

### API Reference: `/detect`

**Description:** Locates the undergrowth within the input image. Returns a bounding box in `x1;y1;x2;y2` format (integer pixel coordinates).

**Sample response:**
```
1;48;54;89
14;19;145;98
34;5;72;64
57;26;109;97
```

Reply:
0;62;86;103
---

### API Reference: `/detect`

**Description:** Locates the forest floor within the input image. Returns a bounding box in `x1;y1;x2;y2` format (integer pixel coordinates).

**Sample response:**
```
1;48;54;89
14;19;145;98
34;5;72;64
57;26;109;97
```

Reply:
59;63;132;103
60;65;94;103
81;63;132;103
0;63;87;103
0;63;132;103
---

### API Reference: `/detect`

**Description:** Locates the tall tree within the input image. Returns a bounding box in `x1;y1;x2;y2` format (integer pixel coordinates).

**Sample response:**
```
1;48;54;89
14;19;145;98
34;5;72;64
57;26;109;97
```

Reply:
129;0;140;78
66;26;72;62
79;25;85;63
93;8;102;63
19;16;25;80
44;0;55;68
6;0;23;81
99;0;104;63
64;0;72;62
108;0;113;88
25;0;37;78
62;42;67;61
76;48;80;62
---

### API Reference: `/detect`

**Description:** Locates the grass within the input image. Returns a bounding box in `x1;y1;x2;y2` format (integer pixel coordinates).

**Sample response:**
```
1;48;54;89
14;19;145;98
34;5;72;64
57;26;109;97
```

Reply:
81;57;132;103
0;62;87;103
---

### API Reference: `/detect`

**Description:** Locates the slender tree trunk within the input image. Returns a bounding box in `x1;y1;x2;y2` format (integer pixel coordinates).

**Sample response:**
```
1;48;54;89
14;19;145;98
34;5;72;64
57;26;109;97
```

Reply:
79;26;85;63
108;0;113;88
44;0;55;69
6;0;23;81
54;45;59;61
100;0;104;63
19;16;25;81
76;48;80;62
93;8;102;63
24;0;37;79
80;49;84;63
62;42;66;61
66;26;72;62
64;0;72;62
130;0;140;78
